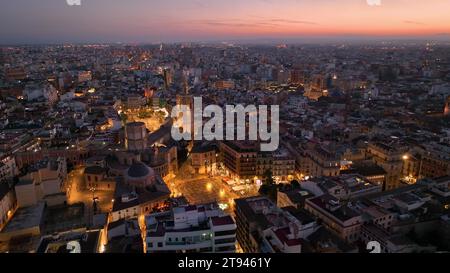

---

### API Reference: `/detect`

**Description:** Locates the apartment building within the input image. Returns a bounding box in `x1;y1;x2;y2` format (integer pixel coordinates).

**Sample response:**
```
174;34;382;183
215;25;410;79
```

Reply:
367;141;406;191
304;144;341;178
220;141;258;180
305;195;362;243
15;157;67;208
235;196;317;253
145;203;236;253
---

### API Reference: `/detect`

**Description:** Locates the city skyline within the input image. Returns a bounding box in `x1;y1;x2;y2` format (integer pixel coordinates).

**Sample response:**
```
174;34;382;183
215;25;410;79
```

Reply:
1;0;450;257
1;0;450;44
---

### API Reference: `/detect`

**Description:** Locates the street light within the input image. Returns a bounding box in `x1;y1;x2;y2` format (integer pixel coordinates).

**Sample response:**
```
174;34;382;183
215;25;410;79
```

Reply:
90;187;96;201
402;155;409;160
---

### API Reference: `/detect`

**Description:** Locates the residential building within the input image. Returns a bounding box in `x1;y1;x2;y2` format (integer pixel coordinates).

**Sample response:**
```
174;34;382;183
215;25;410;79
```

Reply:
305;195;362;243
15;157;67;208
145;203;236;253
235;196;318;253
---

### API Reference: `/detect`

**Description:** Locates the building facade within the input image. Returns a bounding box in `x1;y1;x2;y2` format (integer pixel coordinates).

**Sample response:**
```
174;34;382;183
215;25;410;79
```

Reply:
145;203;236;253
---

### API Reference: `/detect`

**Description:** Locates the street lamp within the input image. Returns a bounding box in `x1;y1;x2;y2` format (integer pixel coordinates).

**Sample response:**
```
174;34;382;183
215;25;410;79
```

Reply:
90;187;97;205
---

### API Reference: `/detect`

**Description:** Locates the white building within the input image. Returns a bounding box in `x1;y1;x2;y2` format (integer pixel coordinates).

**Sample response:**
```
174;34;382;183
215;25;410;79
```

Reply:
145;203;236;253
23;83;59;105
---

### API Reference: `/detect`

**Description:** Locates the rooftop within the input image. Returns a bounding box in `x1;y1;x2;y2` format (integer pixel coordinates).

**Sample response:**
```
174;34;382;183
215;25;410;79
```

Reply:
0;202;45;234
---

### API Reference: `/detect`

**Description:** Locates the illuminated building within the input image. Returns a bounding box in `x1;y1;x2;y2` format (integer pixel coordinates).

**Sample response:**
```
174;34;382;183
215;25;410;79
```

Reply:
78;71;92;83
0;182;16;231
300;174;382;201
219;141;258;180
84;166;116;191
143;85;155;99
0;156;18;183
191;143;217;175
304;144;341;178
145;203;236;253
367;142;406;191
256;150;295;183
126;95;145;109
340;163;387;186
444;96;450;116
214;80;235;90
417;144;450;179
110;173;170;222
304;74;327;100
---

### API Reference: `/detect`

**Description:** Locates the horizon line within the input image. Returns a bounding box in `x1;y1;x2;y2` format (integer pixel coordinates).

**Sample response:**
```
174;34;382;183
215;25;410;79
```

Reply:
2;34;450;47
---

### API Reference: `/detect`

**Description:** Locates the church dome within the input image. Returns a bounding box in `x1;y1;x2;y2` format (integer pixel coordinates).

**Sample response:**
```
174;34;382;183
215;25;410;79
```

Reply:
125;162;156;188
127;162;153;178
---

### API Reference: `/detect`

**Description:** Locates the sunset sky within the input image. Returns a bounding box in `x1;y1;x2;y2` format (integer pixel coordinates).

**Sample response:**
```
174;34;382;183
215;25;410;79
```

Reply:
1;0;450;44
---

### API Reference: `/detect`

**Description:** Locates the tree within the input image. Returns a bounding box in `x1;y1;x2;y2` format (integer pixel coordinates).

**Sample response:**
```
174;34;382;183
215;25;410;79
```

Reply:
290;180;300;189
263;169;274;186
258;184;270;196
259;169;278;202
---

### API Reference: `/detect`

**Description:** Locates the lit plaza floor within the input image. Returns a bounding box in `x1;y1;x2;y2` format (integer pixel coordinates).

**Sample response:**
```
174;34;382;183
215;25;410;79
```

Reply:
66;167;114;226
168;173;258;216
